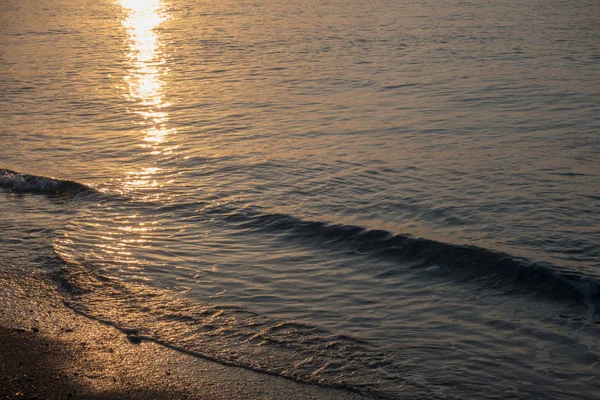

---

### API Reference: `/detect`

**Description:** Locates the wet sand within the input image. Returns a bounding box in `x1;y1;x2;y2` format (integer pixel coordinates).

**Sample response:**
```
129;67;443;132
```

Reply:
0;264;371;400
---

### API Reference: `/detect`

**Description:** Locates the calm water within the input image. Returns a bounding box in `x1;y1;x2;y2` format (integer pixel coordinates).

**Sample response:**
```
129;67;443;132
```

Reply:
1;0;599;398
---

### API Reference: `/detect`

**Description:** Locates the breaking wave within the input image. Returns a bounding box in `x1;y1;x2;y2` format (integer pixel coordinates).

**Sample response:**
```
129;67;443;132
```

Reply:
0;168;96;196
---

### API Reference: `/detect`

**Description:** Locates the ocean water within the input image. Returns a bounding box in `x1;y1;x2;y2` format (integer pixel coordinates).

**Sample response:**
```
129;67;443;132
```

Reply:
1;0;599;398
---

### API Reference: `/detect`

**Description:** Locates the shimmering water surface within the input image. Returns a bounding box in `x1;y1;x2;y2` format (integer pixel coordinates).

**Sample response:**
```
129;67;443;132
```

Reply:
1;0;599;398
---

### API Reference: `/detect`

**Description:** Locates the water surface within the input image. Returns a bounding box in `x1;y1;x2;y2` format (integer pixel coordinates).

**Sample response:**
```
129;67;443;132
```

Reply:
1;0;599;398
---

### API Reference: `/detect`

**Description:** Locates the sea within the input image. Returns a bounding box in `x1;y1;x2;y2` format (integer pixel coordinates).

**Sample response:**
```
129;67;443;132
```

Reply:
1;0;599;398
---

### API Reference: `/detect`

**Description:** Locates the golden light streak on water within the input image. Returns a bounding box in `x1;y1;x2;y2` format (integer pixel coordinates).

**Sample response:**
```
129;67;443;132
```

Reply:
120;0;173;151
82;1;177;277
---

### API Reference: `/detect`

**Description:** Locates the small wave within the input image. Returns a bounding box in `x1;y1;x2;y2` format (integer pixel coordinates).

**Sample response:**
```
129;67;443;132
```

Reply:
205;207;600;307
0;168;95;196
51;259;421;399
382;83;420;90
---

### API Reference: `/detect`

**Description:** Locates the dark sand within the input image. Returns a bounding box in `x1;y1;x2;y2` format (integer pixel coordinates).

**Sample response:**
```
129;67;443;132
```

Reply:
0;264;372;400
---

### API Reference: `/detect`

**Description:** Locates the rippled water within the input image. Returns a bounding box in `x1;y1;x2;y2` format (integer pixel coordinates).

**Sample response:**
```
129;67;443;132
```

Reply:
1;0;599;398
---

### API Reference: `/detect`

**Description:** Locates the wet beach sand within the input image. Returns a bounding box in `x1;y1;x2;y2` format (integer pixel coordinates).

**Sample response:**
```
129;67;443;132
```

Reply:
0;264;372;400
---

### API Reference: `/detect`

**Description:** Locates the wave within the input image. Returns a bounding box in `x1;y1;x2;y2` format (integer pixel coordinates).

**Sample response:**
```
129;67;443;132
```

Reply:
4;167;596;307
51;259;417;400
202;206;600;307
19;191;595;399
0;168;96;196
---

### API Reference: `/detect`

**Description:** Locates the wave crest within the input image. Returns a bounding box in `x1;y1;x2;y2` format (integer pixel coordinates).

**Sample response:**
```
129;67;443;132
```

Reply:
0;168;94;195
206;207;600;306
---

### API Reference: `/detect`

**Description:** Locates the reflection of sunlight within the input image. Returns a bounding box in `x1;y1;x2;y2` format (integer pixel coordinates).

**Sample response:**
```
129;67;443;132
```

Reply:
94;215;150;274
125;69;162;106
62;1;176;280
119;0;172;149
144;126;173;143
124;167;161;191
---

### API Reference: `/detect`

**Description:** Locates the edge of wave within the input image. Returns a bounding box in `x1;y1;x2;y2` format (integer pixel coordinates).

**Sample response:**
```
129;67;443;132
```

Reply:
205;207;600;310
0;168;97;196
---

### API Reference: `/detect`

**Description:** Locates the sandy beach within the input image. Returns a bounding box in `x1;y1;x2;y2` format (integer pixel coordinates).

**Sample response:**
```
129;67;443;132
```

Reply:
0;264;371;400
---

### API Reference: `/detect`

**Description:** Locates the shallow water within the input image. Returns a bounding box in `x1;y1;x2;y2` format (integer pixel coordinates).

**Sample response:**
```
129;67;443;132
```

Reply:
1;0;599;398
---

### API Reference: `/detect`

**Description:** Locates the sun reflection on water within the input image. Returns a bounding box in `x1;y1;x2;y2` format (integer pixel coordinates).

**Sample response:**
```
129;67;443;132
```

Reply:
75;0;178;278
120;0;173;151
116;0;178;202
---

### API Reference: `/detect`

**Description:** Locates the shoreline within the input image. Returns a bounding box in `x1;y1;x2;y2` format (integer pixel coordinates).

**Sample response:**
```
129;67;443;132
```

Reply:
0;264;372;400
